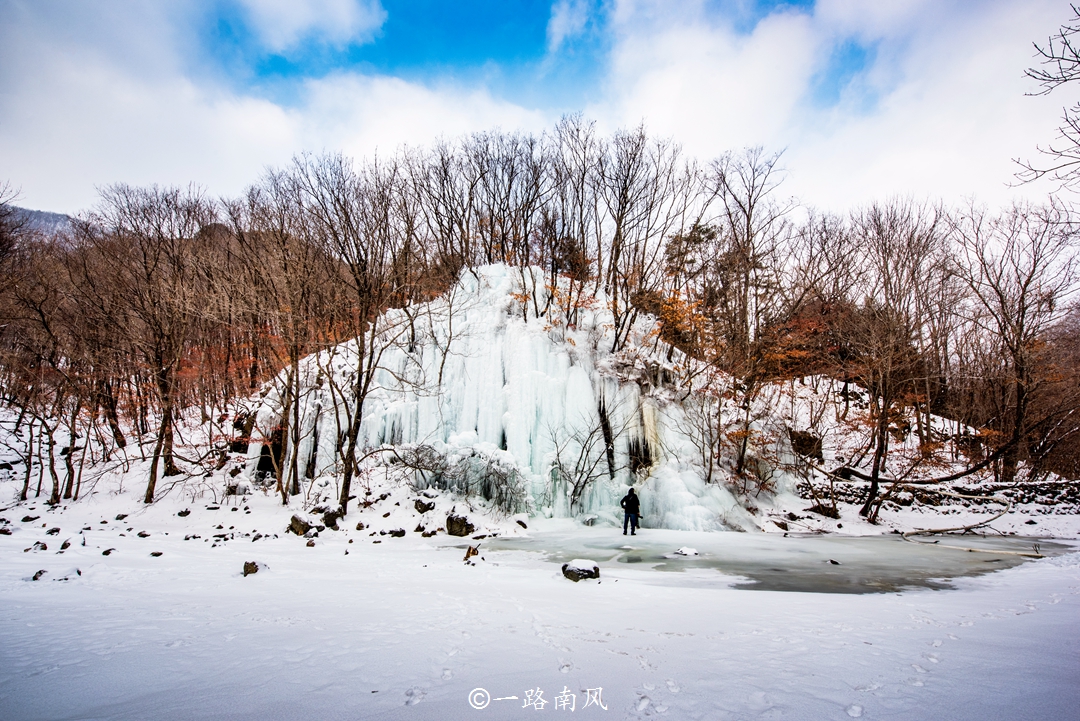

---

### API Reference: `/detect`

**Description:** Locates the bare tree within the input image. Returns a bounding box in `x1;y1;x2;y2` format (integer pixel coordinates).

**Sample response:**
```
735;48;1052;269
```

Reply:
1018;4;1080;189
950;200;1078;484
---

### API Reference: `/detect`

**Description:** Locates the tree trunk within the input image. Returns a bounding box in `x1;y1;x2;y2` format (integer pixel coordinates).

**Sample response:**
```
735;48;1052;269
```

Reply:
144;424;165;503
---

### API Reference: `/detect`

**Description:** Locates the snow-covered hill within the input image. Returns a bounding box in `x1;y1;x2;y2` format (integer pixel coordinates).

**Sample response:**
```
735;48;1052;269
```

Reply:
240;264;1077;536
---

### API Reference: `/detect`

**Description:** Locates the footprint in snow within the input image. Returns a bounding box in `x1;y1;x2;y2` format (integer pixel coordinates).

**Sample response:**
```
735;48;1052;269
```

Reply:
947;634;959;640
931;639;942;647
404;687;425;705
911;664;928;673
665;679;680;693
636;696;650;712
559;662;572;673
441;668;452;680
924;654;939;663
846;704;864;718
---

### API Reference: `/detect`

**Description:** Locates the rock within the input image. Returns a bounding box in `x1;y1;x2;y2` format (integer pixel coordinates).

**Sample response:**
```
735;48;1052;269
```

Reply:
26;541;47;552
562;559;600;582
446;514;475;537
580;515;596;527
773;520;789;531
0;528;10;535
60;539;71;550
0;462;12;470
177;509;191;517
806;504;840;519
322;510;341;529
463;545;479;562
414;499;435;514
45;527;60;535
355;521;365;531
306;539;316;547
137;531;150;538
1025;519;1038;525
421;530;437;537
21;516;39;523
516;519;528;529
789;429;824;461
150;551;163;557
388;529;406;537
32;570;46;581
289;514;312;536
102;548;115;556
414;524;425;533
382;512;391;518
828;559;842;565
115;513;128;521
243;561;259;576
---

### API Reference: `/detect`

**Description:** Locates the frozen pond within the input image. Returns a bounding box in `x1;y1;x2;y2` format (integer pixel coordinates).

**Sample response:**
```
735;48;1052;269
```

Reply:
485;527;1071;593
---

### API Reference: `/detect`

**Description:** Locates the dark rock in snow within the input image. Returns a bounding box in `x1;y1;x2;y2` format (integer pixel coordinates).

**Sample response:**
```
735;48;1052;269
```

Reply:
0;462;12;470
102;548;115;556
32;570;46;581
137;531;150;538
789;429;824;461
46;527;60;535
150;551;163;557
388;529;406;537
115;514;128;521
446;514;475;537
828;559;841;565
414;524;425;533
289;515;312;536
306;539;316;547
463;545;479;562
355;521;365;531
807;504;840;519
414;499;435;514
562;560;600;582
322;509;341;529
516;519;528;529
243;561;259;576
773;520;789;531
177;509;191;517
21;516;39;523
0;528;11;535
26;541;46;552
382;512;391;518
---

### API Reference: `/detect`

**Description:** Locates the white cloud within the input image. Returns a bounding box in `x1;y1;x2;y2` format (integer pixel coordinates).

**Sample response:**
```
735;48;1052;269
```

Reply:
592;0;1067;209
0;0;1072;214
547;0;591;53
235;0;387;51
0;1;544;213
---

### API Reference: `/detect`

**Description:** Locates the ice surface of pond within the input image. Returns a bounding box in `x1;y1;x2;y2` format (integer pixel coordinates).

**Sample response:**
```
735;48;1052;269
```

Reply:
485;525;1072;593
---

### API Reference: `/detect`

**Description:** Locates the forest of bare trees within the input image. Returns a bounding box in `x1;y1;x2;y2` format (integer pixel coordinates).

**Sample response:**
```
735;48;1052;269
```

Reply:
1;117;1078;516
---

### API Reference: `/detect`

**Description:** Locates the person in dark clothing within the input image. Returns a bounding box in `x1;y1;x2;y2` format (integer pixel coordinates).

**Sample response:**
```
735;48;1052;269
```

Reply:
621;488;640;535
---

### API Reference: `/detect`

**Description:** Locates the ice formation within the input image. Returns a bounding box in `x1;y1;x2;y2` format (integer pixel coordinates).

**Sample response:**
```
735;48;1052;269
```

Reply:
248;265;799;531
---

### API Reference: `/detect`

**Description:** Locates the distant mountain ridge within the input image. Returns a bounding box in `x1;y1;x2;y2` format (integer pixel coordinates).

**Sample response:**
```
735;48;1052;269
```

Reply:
12;207;73;235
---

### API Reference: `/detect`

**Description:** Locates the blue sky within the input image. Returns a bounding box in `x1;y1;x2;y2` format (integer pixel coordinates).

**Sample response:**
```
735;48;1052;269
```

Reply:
0;0;1067;213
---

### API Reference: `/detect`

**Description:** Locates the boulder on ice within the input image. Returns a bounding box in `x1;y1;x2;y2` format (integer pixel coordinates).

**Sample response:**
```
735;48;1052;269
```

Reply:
562;559;600;582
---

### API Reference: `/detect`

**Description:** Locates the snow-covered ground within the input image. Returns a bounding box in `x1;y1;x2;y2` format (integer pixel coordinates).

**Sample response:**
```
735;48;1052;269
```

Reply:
1;479;1078;721
2;263;1079;720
